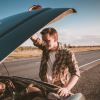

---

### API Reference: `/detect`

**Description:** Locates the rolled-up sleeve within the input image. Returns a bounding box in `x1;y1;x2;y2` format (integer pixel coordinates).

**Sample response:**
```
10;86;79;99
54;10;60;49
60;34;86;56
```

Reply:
67;50;80;77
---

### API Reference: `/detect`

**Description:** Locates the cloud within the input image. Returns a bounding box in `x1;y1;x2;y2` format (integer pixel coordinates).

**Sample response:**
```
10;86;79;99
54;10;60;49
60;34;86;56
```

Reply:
21;27;100;46
69;35;100;45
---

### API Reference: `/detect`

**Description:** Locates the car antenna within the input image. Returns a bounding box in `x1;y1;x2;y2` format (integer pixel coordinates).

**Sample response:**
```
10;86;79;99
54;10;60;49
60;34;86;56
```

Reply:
2;62;10;76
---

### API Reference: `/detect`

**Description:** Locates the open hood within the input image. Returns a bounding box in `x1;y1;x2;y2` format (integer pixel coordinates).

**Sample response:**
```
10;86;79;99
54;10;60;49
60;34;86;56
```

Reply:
0;8;76;63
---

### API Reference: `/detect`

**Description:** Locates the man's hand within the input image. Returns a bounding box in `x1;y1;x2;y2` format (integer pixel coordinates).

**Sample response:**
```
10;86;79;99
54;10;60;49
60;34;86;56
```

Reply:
31;34;38;41
57;87;70;97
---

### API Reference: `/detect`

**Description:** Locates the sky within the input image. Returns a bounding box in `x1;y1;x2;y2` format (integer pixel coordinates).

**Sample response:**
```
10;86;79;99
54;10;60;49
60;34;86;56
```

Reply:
0;0;100;46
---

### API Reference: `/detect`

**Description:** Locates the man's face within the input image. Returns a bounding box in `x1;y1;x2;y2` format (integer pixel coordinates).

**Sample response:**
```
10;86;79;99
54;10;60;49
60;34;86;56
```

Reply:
42;34;57;50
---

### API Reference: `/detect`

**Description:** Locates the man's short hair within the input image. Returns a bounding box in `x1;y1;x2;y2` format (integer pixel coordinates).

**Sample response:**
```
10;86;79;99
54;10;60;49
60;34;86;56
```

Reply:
40;27;57;36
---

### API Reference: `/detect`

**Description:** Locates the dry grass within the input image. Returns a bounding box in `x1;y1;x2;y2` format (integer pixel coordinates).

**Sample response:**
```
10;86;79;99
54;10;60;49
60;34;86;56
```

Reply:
70;46;100;52
6;46;100;61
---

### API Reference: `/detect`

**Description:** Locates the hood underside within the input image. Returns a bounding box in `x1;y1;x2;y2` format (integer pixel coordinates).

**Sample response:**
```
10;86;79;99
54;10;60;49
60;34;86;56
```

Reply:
0;8;76;63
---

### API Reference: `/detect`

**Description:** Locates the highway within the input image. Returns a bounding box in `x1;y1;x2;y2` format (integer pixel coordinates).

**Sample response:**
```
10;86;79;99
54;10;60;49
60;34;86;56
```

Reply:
0;50;100;79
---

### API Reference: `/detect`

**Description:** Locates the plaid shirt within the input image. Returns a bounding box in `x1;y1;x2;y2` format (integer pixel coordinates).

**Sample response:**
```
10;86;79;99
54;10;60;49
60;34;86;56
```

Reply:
33;38;80;87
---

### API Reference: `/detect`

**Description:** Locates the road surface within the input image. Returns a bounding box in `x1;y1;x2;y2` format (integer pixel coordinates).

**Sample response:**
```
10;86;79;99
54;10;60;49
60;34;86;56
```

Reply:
0;50;100;100
0;50;100;79
72;64;100;100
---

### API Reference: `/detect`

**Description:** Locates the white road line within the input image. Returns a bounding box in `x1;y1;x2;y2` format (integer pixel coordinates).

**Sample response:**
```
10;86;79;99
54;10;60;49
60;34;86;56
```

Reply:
79;59;100;69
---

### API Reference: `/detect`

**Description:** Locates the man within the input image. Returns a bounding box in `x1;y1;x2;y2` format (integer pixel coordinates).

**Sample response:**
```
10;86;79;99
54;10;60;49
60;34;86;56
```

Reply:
30;27;80;99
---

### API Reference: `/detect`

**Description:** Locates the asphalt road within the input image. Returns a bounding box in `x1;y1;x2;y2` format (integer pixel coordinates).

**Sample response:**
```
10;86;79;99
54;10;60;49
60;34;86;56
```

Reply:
72;64;100;100
0;50;100;79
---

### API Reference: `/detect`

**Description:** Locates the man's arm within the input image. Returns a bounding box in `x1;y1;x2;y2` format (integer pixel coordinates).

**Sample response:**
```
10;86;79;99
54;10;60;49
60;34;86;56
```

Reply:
68;50;80;77
65;75;79;91
58;50;80;96
58;75;79;96
66;50;80;89
30;34;45;50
